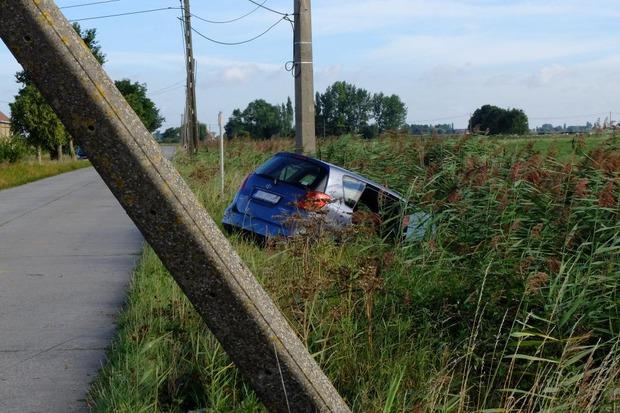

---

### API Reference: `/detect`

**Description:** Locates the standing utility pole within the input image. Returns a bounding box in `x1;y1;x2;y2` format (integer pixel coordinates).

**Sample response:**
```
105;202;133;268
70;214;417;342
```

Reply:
294;0;316;155
182;0;199;155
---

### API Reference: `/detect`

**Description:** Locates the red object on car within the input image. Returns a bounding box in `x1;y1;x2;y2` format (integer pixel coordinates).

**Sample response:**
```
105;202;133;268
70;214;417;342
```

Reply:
296;191;332;212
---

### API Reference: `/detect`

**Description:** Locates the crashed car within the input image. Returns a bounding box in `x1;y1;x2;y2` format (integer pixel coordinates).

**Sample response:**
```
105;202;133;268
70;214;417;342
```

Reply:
222;152;430;240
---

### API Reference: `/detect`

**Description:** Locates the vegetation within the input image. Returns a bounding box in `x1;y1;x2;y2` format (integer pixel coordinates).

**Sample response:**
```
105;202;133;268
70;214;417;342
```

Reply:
0;158;90;190
115;79;164;133
157;123;212;144
224;81;408;140
315;81;407;138
90;133;619;412
410;123;456;135
9;23;162;160
469;104;529;135
537;122;594;135
10;23;106;161
0;135;30;163
225;98;294;139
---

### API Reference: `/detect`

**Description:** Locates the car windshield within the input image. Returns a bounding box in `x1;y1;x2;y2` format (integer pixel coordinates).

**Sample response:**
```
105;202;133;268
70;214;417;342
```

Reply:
255;155;327;190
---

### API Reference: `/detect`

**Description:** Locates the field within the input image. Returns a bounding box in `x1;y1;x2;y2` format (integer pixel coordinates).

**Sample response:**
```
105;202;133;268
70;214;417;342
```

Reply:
490;134;610;161
0;158;90;190
89;133;620;412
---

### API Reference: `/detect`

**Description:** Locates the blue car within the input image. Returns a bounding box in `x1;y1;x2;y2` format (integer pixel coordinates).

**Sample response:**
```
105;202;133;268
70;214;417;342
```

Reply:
222;152;430;240
76;146;88;160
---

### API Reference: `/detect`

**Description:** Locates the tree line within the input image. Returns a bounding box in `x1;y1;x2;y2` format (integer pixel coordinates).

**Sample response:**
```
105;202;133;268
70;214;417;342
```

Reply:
225;89;534;140
225;81;408;140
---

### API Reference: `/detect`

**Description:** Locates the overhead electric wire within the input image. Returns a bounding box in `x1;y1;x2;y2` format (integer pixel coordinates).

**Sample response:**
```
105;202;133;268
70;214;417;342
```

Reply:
150;80;186;96
188;15;287;46
70;6;180;22
190;0;268;24
246;0;290;17
60;0;120;9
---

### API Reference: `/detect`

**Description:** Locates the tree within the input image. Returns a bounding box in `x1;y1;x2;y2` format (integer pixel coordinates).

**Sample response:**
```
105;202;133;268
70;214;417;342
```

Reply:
315;81;408;137
114;80;164;132
10;23;106;162
410;123;454;135
468;105;529;135
315;81;372;136
372;93;407;132
225;109;247;138
279;97;294;137
10;85;67;162
225;99;293;139
160;127;181;143
507;108;529;135
73;22;106;65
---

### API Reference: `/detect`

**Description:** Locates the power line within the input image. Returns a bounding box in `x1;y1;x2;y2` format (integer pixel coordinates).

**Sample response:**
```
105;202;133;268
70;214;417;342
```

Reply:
189;16;287;46
190;0;268;24
151;86;185;97
150;80;186;96
70;6;180;22
60;0;120;10
246;0;290;17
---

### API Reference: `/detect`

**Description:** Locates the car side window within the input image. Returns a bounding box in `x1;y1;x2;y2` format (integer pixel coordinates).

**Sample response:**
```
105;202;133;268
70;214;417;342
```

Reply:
343;176;366;208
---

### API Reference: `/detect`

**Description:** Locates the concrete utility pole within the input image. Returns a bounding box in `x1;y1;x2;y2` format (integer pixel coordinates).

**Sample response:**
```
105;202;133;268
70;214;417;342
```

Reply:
294;0;316;155
183;0;199;155
0;1;350;412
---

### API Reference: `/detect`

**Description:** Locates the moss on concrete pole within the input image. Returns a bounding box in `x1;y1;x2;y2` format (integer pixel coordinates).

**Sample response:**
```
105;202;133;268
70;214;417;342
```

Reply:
0;1;350;412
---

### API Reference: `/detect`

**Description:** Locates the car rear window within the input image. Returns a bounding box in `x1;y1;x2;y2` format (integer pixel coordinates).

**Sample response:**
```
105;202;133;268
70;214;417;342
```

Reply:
255;155;328;190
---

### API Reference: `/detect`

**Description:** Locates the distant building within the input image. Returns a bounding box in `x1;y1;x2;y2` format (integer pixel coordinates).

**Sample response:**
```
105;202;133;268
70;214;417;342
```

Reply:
0;111;10;139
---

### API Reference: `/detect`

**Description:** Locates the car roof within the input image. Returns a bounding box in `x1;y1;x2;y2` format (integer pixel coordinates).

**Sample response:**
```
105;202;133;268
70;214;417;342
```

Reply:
274;152;405;200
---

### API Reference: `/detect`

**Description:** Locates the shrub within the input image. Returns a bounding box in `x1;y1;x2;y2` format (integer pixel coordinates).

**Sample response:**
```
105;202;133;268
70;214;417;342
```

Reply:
0;136;30;163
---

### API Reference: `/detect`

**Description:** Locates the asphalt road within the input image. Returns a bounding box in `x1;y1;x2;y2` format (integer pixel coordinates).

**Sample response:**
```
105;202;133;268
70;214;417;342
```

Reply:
0;146;175;412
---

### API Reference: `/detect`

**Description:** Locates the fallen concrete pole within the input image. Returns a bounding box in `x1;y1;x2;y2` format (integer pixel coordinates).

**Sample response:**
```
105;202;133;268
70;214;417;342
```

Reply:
0;1;351;412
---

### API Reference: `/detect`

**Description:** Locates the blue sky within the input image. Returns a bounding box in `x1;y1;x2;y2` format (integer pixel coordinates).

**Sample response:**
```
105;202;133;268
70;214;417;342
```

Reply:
0;0;619;130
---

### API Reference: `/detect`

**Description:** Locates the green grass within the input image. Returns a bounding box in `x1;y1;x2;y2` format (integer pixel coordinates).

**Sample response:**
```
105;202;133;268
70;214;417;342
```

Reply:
0;158;91;190
89;134;620;412
490;134;609;161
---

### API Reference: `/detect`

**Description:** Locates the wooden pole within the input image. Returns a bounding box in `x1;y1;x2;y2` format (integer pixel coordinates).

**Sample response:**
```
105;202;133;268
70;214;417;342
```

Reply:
182;0;199;154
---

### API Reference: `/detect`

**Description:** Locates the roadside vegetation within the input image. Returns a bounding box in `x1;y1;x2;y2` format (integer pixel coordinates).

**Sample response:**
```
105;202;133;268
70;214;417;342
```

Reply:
89;133;619;412
0;23;165;192
0;157;90;190
0;137;89;190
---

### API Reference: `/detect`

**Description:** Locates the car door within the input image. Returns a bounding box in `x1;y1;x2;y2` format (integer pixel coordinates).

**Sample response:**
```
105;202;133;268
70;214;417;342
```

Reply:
325;175;367;229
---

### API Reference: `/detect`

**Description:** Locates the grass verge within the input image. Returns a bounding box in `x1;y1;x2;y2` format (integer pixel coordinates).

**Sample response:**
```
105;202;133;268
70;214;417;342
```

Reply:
0;159;90;190
89;134;620;412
